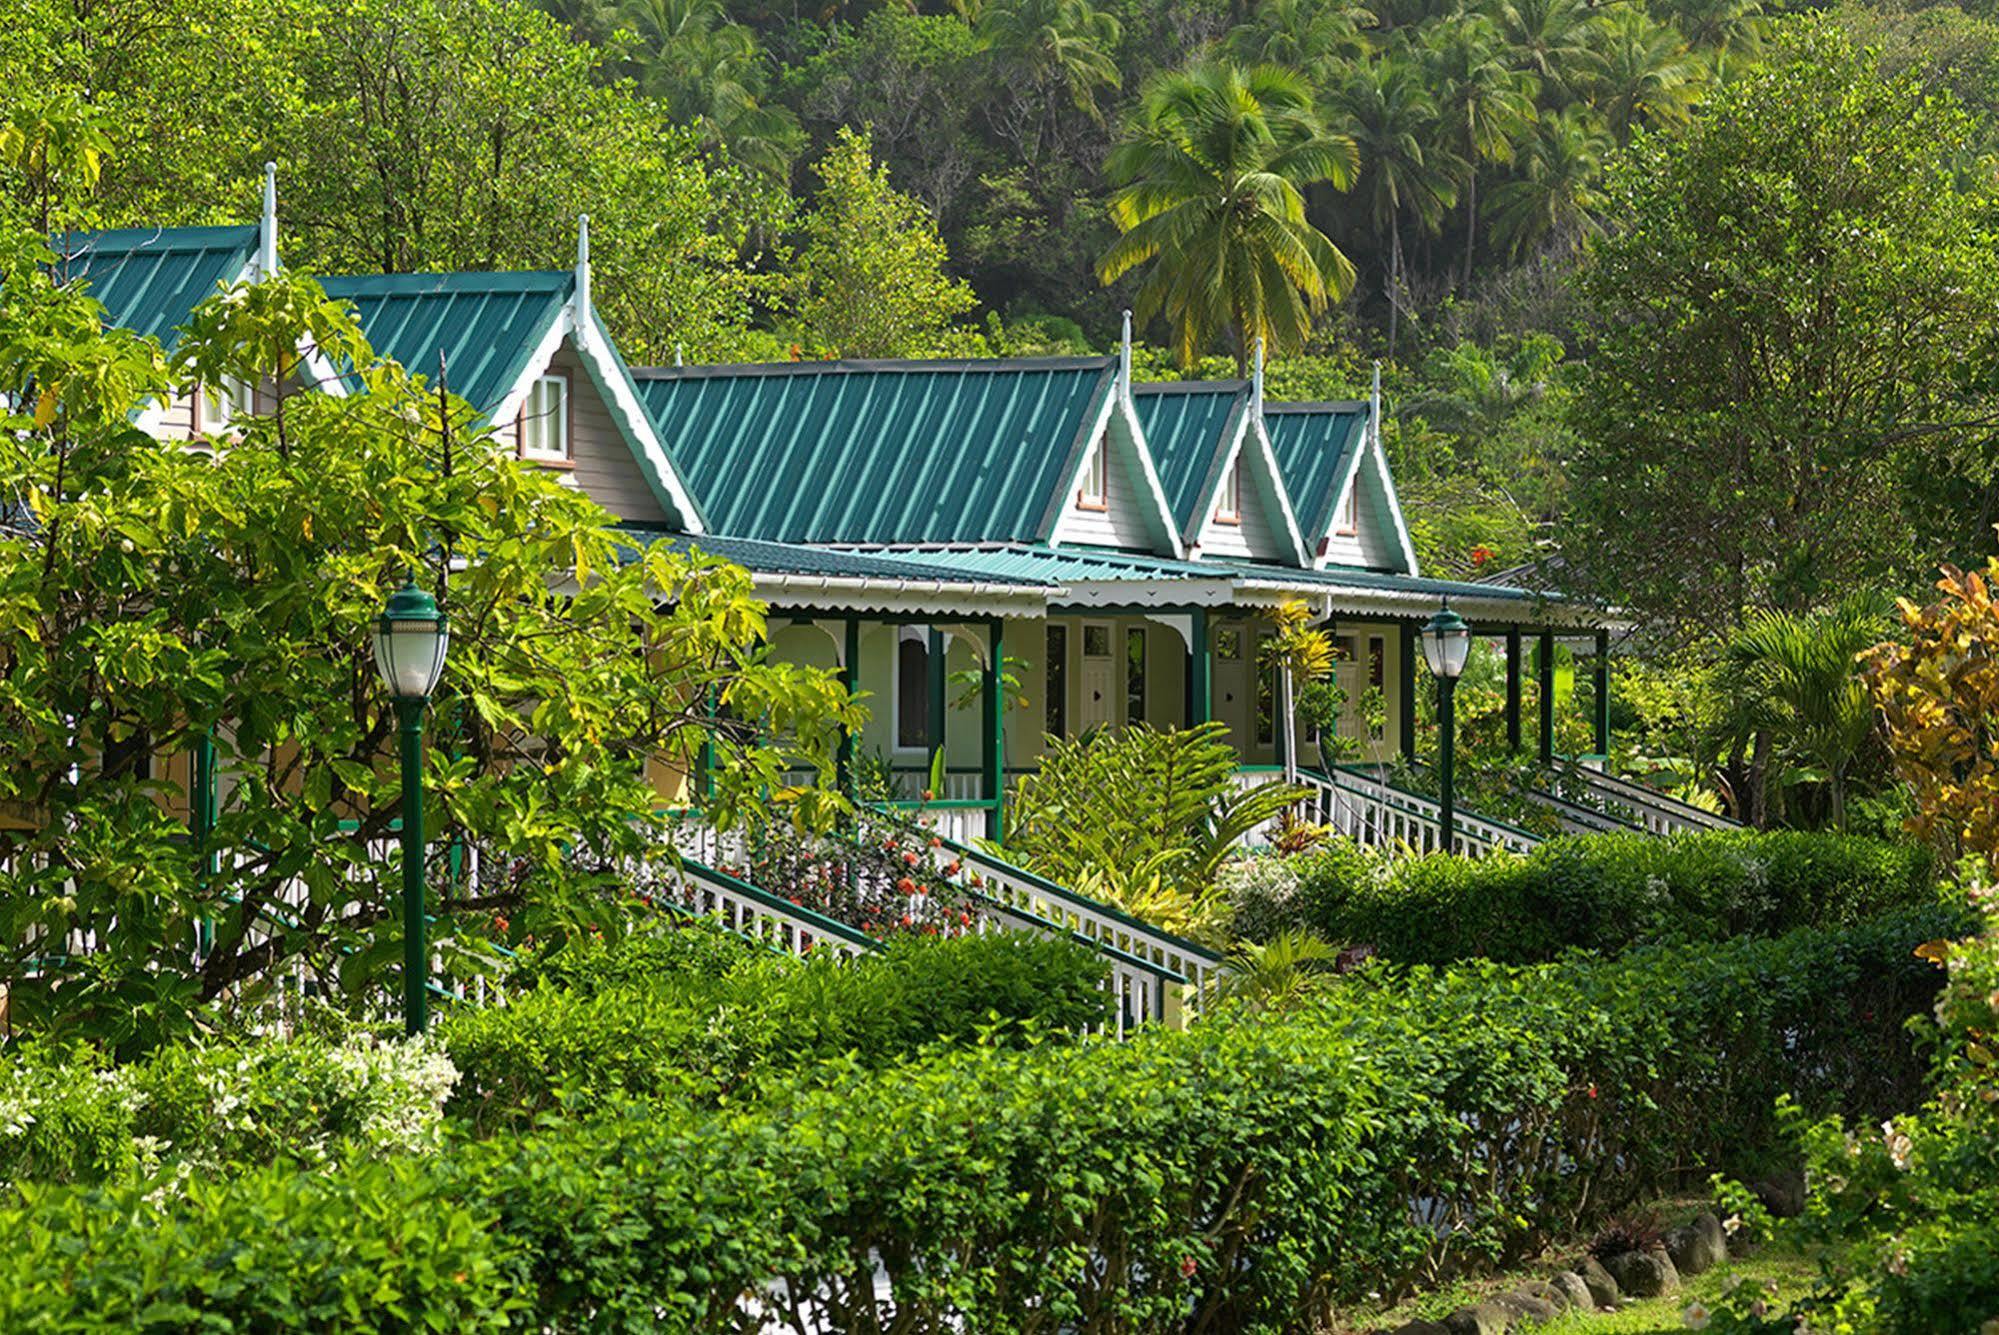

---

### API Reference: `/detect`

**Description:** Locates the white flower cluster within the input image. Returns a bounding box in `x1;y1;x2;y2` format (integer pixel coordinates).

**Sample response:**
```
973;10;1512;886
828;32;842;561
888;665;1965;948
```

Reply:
330;1033;460;1156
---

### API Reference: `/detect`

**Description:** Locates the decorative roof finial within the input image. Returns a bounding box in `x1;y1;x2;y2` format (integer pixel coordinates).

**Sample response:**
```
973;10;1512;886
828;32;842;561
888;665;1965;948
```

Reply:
259;162;279;277
1370;359;1383;449
1119;309;1133;399
1252;335;1266;411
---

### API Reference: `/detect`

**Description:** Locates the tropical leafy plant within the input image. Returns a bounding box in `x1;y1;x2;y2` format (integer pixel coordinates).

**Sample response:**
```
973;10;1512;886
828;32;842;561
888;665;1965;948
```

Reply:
1004;721;1301;939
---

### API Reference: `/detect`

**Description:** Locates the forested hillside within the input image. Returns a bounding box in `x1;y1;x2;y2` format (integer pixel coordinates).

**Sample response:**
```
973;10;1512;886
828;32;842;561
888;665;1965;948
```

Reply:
6;0;1999;633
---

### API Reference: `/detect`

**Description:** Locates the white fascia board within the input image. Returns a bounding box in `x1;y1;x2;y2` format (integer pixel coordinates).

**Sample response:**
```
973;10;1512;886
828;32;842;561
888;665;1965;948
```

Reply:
1195;408;1311;567
1228;575;1603;627
1039;377;1119;542
1371;435;1421;578
1185;399;1250;550
750;573;1055;619
1052;578;1239;608
1114;390;1189;560
491;305;710;534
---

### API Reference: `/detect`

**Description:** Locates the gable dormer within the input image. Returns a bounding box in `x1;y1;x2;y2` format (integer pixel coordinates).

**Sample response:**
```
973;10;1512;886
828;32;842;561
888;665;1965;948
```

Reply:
1134;381;1308;565
1046;373;1184;557
1265;400;1419;575
320;225;704;533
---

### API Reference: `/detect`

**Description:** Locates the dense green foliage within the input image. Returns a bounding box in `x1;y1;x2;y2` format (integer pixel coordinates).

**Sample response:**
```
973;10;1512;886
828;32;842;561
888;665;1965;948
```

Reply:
1278;829;1942;963
0;242;855;1050
1562;24;1999;637
444;930;1113;1125
0;908;1955;1330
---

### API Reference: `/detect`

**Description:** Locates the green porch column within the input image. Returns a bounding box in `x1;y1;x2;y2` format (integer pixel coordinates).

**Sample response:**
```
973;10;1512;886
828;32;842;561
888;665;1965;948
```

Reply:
193;729;217;956
1397;621;1417;762
982;618;1005;841
1189;607;1212;726
837;616;860;793
1504;626;1522;754
1593;629;1611;758
926;627;947;790
1537;629;1555;766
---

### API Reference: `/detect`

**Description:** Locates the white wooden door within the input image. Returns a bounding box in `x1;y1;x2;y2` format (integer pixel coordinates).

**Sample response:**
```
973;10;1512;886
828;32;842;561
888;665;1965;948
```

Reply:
1079;622;1116;732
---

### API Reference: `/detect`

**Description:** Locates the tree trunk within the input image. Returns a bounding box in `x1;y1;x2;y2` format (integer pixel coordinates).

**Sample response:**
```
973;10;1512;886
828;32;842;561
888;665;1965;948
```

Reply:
1462;168;1478;293
1387;220;1404;359
1747;728;1771;828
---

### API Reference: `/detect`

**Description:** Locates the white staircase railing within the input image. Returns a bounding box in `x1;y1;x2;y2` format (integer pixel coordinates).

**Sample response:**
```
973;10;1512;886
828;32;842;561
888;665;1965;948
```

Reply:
1547;768;1740;835
1519;788;1641;836
1275;766;1541;858
913;828;1228;1013
664;811;1209;1028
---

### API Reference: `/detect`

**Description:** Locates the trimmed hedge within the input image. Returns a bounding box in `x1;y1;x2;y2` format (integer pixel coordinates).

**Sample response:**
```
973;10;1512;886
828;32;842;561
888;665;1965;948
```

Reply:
1289;829;1939;963
0;904;1964;1333
444;929;1114;1126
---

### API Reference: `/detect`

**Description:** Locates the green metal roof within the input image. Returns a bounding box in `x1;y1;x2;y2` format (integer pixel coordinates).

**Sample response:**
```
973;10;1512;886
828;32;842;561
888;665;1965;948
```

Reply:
632;359;1115;545
317;271;571;416
839;542;1230;586
51;226;258;351
1265;401;1370;539
1132;382;1248;530
1209;558;1559;610
621;529;1058;587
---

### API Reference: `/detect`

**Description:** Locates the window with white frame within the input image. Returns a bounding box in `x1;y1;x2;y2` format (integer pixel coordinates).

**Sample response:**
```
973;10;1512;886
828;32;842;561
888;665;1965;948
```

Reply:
1336;477;1360;535
197;376;250;435
1215;454;1242;523
1078;440;1107;508
518;374;570;462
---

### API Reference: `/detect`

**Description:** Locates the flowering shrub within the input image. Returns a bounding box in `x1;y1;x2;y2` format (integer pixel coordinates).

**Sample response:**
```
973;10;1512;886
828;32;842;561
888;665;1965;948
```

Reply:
1294;828;1940;963
1220;853;1310;943
0;1033;458;1189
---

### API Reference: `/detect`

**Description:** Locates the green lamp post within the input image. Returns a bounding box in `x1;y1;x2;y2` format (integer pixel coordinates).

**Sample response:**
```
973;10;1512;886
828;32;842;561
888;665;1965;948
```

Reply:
372;577;449;1036
1419;600;1471;854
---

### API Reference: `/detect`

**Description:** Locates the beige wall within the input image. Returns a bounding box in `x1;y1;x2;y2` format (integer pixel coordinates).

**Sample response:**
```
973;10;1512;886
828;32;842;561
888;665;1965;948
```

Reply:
496;339;672;525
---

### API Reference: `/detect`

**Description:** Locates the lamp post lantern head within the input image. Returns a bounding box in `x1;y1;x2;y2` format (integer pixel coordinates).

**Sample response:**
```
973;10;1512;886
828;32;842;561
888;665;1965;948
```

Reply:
1420;600;1471;682
373;577;449;702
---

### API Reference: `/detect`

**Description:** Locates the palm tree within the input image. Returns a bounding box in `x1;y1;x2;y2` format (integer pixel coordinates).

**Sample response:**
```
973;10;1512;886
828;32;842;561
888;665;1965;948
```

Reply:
624;0;801;177
1424;14;1539;289
1653;0;1767;55
1485;104;1609;258
1331;53;1455;356
1494;0;1601;100
1725;597;1886;830
1583;8;1703;143
976;0;1123;120
1224;0;1375;78
1099;62;1359;372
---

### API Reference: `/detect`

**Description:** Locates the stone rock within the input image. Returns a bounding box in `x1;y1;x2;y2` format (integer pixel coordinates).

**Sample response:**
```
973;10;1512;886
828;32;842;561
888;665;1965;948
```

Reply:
1495;1291;1560;1325
1444;1301;1515;1335
1390;1322;1452;1335
1549;1271;1595;1312
1665;1212;1730;1277
1515;1279;1570;1311
1753;1168;1807;1218
1604;1246;1681;1299
1578;1255;1621;1308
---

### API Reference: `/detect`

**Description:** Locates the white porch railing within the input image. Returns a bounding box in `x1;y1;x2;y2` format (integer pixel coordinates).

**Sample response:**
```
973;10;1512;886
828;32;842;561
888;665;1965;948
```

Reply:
1518;789;1640;836
1252;765;1541;858
1547;768;1740;835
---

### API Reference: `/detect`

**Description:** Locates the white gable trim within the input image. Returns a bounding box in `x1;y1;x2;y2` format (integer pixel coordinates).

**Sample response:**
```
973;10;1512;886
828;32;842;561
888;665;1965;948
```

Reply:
1370;427;1420;576
1186;404;1311;566
1313;421;1420;576
490;305;708;535
1040;378;1186;558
